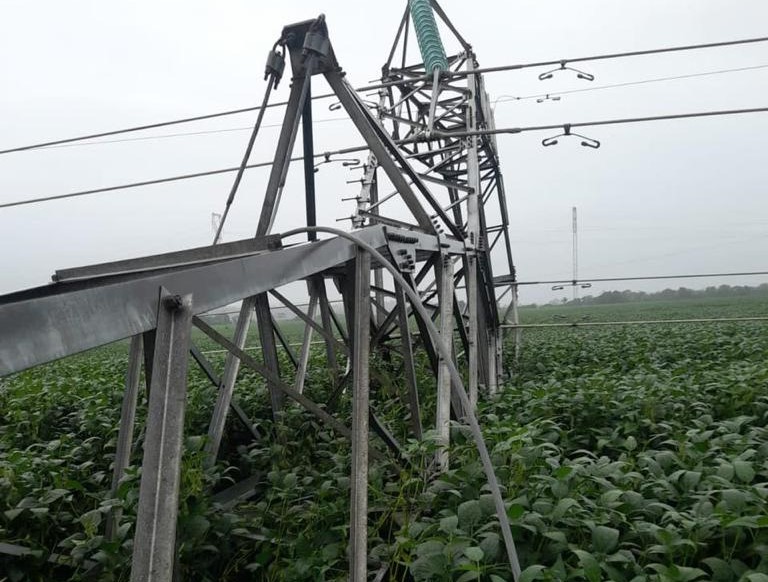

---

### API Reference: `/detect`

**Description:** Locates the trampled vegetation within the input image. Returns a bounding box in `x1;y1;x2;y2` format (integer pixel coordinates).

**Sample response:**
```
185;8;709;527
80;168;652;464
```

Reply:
1;298;767;581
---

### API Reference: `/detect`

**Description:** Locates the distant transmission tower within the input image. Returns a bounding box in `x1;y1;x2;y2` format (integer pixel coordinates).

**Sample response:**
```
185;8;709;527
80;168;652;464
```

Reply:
572;207;578;301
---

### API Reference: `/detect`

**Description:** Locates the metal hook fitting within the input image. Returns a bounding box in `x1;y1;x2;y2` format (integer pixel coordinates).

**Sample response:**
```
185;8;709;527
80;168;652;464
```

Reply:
542;124;601;149
538;60;595;82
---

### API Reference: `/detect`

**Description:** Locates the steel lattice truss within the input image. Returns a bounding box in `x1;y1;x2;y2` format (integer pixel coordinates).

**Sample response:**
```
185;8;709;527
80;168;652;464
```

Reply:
0;4;522;581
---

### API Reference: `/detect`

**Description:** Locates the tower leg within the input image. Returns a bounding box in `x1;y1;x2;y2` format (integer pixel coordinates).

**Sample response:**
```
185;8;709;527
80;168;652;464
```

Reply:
349;249;371;582
130;289;193;582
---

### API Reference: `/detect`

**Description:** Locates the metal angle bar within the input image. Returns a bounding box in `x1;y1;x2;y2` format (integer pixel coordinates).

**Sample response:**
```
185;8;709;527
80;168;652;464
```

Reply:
204;296;254;465
503;317;768;329
254;294;284;418
53;236;282;283
442;193;469;213
369;409;405;461
210;473;263;509
315;277;345;371
294;294;318;394
427;69;442;136
329;72;464;240
213;71;278;245
302;79;318;242
436;255;454;470
324;70;435;232
142;331;156;394
271;316;299;368
396;286;423;439
366;183;409;214
361;211;425;232
0;227;391;376
371;255;440;345
328;297;348;344
369;170;388;327
349;248;371;582
464;57;482;407
256;55;316;237
130;289;193;582
189;343;262;443
401;5;410;69
282;226;521;578
200;342;326;356
268;289;349;355
106;335;143;541
192;316;360;442
383;82;428;114
417;172;472;192
385;5;410;72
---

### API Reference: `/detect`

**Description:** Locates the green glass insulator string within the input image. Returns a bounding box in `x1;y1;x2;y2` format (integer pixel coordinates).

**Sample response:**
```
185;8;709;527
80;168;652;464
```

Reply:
408;0;448;74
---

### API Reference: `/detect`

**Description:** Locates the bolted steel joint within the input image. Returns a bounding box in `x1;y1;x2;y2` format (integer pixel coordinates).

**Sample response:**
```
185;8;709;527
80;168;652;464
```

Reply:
163;294;185;312
303;32;330;57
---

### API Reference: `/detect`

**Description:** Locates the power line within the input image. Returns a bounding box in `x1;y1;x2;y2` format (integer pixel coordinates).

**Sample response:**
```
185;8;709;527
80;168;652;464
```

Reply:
0;144;368;210
0;95;336;156
513;270;768;286
2;105;767;210
35;117;349;151
359;36;768;90
3;36;767;156
495;63;768;104
452;35;768;78
428;106;768;141
502;316;768;329
28;65;768;151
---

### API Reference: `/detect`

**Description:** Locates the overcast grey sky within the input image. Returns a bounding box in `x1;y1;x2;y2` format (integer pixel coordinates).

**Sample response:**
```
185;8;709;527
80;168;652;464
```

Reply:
1;0;767;304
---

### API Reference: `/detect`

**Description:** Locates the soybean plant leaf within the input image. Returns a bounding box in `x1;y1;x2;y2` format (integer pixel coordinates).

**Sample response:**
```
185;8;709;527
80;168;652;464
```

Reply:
439;514;459;535
508;504;525;520
490;576;508;582
458;500;482;528
456;572;480;582
552;498;579;521
479;532;500;561
544;530;567;544
182;514;210;539
463;546;484;562
574;549;601;582
4;508;24;521
519;565;547;582
555;466;573;480
722;489;748;512
744;575;768;582
592;525;620;554
416;540;444;557
726;516;762;529
733;460;756;483
702;558;733;582
676;566;708;581
80;509;102;532
410;553;447;580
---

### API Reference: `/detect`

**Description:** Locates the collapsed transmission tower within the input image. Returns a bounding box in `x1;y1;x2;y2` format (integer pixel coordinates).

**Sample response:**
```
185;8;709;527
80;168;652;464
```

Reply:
0;2;521;581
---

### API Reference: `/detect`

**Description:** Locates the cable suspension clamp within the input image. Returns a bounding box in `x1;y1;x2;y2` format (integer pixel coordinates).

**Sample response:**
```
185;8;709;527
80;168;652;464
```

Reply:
539;59;594;82
542;124;600;149
264;40;286;88
313;152;362;173
536;94;561;104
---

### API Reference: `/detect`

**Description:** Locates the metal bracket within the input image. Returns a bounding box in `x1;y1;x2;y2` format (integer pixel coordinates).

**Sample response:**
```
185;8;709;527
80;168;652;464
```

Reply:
385;229;418;274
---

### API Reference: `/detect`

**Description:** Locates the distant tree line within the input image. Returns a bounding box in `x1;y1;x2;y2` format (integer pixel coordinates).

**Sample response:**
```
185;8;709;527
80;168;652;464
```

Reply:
553;283;768;307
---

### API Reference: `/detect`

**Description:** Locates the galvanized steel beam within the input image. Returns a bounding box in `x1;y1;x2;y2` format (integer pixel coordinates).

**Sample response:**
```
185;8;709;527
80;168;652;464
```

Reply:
130;290;192;582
